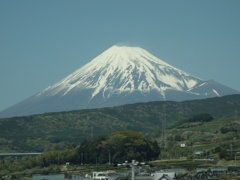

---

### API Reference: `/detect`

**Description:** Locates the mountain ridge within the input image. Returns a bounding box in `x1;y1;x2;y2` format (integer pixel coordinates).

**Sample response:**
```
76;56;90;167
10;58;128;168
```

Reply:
0;45;239;118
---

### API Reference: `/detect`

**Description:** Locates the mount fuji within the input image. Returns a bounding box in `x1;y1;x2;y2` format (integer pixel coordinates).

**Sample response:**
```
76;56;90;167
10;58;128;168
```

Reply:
1;45;239;118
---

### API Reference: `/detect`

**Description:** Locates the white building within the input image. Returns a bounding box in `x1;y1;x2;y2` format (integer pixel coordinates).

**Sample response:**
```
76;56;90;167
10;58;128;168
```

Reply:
92;172;110;180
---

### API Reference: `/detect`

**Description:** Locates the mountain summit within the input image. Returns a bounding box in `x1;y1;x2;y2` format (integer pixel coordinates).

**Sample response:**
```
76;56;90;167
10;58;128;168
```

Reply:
41;45;203;100
1;45;239;117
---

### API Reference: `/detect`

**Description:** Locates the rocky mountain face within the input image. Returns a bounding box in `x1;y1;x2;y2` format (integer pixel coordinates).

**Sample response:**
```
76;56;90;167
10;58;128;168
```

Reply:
0;45;239;118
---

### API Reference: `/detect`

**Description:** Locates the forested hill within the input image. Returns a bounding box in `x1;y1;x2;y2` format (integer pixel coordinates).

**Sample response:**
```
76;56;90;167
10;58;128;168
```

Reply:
0;94;240;152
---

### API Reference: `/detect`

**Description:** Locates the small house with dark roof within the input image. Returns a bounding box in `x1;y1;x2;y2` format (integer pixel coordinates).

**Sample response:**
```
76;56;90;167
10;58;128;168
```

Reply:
153;171;177;180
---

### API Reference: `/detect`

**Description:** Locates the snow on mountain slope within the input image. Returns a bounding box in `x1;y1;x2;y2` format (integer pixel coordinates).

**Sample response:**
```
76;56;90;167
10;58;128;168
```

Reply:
0;45;239;118
37;45;203;101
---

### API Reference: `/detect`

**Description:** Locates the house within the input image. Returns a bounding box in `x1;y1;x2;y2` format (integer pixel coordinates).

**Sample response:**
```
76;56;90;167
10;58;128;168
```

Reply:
153;171;177;180
194;151;204;156
180;144;186;147
92;172;110;180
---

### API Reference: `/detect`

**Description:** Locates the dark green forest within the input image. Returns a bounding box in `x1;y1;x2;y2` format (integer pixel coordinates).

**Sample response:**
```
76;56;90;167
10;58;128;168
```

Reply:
0;94;240;152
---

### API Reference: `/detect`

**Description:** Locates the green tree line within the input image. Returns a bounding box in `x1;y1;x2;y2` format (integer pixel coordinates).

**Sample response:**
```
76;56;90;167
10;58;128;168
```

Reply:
0;130;160;176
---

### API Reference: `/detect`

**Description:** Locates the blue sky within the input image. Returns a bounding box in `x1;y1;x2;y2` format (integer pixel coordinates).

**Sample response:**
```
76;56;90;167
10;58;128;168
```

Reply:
1;0;240;111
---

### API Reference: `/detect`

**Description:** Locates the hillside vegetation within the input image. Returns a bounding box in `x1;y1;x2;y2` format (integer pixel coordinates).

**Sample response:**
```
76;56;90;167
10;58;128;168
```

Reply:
1;117;240;179
0;94;240;152
155;114;240;161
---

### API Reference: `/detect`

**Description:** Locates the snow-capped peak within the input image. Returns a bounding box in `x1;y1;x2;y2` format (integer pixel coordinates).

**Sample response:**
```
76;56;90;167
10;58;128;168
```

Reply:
2;44;239;118
38;45;203;101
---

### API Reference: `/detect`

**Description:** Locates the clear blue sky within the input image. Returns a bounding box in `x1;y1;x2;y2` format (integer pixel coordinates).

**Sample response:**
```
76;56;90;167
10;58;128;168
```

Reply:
1;0;240;111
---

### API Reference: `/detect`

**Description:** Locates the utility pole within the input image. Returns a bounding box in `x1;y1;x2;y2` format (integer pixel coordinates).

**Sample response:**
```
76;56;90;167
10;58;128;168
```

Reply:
58;153;59;166
108;150;111;165
162;103;167;149
117;160;143;180
235;152;240;167
131;160;136;180
96;157;98;170
81;153;83;165
91;125;93;139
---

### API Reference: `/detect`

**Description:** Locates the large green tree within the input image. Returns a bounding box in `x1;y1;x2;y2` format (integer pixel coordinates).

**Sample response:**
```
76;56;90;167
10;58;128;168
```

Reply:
77;130;160;164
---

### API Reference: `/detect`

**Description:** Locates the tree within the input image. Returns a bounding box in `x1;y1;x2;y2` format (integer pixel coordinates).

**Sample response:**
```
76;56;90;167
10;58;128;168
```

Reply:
188;113;214;122
175;135;185;141
77;130;160;164
107;130;160;163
